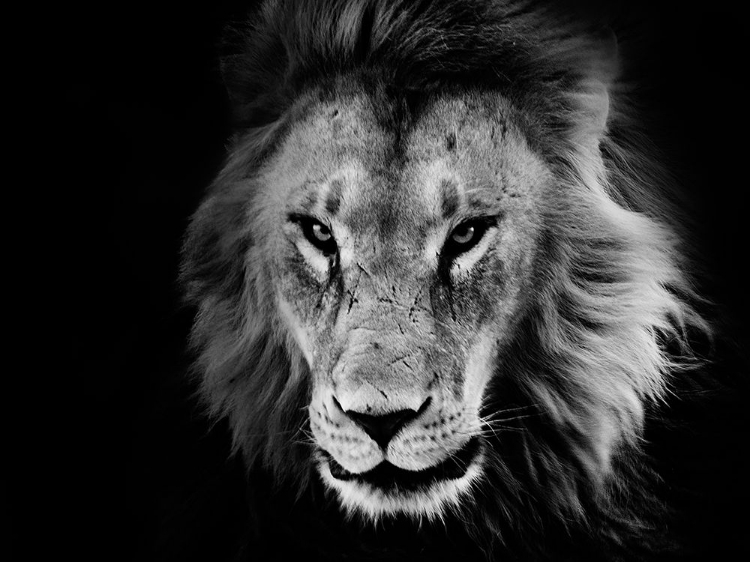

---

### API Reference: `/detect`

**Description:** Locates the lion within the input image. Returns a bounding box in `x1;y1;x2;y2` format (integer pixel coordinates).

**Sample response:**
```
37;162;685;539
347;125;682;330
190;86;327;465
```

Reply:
180;0;746;560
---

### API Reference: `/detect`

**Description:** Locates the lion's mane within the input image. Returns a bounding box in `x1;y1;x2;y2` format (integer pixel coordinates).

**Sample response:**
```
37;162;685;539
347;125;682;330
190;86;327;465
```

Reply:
181;1;742;559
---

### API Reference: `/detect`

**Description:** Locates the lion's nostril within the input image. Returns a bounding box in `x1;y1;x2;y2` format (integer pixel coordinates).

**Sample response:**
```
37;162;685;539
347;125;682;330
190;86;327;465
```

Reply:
343;398;431;449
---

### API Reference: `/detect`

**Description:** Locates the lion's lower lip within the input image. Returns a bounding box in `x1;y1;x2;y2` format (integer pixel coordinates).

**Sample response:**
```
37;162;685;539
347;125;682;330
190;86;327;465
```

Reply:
325;437;481;491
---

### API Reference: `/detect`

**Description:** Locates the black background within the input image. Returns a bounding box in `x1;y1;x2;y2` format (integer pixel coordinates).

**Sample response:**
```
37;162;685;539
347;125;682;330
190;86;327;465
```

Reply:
46;1;748;560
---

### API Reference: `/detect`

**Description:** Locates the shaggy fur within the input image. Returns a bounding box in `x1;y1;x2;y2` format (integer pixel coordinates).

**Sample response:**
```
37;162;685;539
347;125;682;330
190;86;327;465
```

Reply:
181;1;746;560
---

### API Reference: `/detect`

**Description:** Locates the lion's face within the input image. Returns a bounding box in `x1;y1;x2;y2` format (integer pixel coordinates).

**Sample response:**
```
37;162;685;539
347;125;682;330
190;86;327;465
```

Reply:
253;87;548;518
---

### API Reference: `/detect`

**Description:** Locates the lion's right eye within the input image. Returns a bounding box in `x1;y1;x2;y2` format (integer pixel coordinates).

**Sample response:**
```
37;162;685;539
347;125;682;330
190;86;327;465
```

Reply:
442;218;493;259
298;217;337;255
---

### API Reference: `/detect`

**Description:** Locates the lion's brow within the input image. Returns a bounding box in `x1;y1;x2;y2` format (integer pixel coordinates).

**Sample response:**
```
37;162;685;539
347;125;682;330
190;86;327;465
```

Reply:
440;178;460;218
464;190;503;214
295;180;321;213
291;179;340;216
324;178;344;216
441;181;503;219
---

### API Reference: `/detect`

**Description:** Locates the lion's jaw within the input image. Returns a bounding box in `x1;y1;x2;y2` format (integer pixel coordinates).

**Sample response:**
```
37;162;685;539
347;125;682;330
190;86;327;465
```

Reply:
259;88;544;520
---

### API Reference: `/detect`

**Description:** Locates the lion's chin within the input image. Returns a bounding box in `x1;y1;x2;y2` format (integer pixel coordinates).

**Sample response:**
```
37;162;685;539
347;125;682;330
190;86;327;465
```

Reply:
316;438;484;521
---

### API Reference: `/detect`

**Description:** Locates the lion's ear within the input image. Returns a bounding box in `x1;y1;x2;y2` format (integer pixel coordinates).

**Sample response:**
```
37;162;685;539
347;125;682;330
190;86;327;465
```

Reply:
570;28;618;142
219;20;291;127
572;80;610;142
219;54;276;125
219;54;248;112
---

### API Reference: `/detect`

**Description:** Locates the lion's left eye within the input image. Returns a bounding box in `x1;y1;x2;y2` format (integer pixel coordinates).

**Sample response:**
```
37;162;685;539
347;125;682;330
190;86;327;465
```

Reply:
443;219;491;257
298;217;337;255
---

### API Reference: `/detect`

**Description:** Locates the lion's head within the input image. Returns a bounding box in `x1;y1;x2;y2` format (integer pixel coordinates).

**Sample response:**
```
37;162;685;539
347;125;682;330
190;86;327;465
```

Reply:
181;0;709;536
267;88;550;518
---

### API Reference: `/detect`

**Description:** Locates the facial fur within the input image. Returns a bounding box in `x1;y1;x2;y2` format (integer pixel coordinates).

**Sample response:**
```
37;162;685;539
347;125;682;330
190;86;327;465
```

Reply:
253;89;547;518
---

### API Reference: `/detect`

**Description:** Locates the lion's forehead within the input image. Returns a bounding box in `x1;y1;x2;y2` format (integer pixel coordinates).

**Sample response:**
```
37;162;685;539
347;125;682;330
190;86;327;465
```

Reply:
266;90;541;259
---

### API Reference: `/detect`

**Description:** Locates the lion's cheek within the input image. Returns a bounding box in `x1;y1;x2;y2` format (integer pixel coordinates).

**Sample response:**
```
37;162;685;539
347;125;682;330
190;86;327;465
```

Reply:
276;294;316;366
272;262;344;369
461;327;500;410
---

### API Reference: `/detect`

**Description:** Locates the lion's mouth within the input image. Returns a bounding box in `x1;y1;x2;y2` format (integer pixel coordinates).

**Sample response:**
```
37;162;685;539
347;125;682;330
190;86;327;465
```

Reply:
323;437;481;492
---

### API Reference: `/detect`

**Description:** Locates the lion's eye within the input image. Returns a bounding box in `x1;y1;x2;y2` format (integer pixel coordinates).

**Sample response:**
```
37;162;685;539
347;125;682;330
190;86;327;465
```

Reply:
451;223;477;245
299;217;337;255
311;223;332;243
443;219;491;257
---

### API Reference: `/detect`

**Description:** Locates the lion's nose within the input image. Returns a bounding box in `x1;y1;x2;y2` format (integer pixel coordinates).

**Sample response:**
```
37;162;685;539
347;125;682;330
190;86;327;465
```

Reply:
342;398;431;449
346;409;417;448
